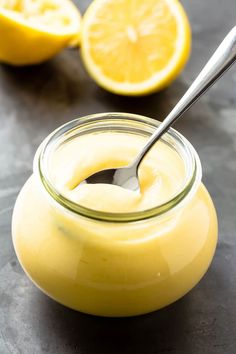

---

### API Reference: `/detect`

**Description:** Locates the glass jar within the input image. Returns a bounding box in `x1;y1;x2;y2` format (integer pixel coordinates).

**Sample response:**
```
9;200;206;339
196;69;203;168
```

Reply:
12;113;218;317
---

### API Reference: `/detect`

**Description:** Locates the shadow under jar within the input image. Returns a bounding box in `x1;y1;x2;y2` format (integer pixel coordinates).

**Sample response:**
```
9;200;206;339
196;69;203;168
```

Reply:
12;113;218;317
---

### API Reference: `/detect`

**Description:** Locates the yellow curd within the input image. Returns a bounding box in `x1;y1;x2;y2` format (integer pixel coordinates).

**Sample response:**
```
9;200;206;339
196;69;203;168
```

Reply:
50;132;186;212
12;113;218;317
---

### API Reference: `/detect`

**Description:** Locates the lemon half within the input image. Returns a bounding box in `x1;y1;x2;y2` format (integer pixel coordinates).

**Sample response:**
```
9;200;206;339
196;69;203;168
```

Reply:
81;0;191;96
0;0;81;65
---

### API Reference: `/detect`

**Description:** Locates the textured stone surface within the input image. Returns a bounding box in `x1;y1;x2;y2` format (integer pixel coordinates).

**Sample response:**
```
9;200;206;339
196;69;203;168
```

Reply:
0;0;236;353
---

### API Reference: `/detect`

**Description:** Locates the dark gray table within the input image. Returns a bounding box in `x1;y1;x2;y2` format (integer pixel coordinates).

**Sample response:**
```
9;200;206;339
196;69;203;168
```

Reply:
1;1;236;353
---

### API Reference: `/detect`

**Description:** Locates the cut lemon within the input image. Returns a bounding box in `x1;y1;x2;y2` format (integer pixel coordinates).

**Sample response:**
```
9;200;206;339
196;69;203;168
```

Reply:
0;0;81;65
81;0;191;95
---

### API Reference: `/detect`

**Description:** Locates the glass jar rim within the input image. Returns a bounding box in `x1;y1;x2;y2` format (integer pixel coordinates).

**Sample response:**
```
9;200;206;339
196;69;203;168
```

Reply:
34;112;202;222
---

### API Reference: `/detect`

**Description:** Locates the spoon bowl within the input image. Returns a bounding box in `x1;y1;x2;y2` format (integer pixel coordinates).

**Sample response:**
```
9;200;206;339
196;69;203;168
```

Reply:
83;163;140;192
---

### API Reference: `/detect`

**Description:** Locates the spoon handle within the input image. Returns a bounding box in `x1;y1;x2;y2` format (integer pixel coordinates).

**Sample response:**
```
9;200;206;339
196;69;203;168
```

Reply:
135;26;236;168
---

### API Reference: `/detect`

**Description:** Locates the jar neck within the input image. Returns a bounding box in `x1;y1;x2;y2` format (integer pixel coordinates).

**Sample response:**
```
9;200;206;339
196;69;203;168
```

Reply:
34;113;202;222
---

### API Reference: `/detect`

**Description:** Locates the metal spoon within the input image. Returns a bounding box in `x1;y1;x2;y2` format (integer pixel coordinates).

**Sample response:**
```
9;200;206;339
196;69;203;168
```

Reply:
80;26;236;192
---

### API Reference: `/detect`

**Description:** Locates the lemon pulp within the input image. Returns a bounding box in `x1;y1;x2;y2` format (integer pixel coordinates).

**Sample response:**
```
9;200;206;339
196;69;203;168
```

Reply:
81;0;191;95
0;0;81;65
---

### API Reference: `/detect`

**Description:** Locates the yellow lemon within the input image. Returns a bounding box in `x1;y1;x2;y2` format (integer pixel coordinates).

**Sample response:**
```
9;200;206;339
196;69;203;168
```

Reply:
0;0;81;65
81;0;191;96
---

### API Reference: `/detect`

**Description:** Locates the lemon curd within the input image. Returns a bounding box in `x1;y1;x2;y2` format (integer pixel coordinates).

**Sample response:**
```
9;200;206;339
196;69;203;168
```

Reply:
12;113;218;317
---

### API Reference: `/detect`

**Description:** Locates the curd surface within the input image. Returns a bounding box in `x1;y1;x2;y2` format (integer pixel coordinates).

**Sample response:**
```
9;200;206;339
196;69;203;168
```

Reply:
49;132;185;213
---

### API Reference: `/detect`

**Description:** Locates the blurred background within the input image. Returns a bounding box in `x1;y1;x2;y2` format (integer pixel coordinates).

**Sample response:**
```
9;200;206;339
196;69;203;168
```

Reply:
0;0;236;353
